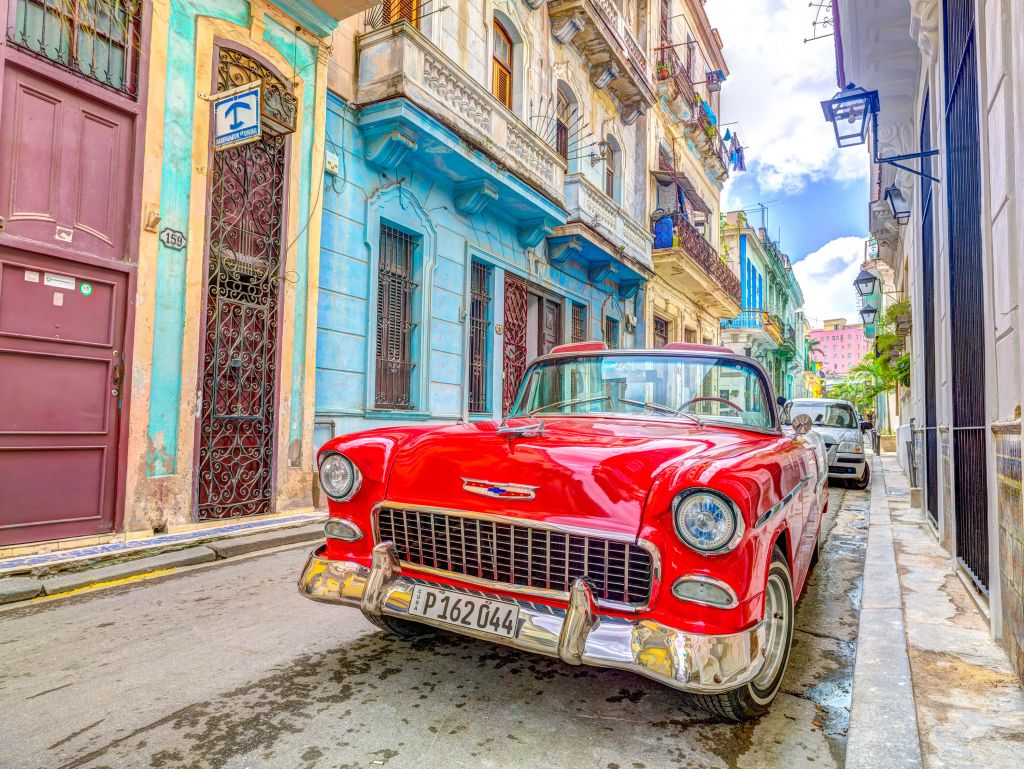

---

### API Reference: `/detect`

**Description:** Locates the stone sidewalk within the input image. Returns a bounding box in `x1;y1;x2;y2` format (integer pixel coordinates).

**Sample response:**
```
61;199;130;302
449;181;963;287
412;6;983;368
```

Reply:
849;453;1024;769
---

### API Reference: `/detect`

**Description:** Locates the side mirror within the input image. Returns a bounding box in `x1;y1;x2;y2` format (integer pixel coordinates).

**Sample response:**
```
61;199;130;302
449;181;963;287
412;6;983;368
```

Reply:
791;414;813;436
860;421;873;431
776;396;787;408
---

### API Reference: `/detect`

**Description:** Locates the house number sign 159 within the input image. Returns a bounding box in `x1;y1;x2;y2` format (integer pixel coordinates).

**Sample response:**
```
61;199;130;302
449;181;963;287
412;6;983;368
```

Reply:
160;228;187;250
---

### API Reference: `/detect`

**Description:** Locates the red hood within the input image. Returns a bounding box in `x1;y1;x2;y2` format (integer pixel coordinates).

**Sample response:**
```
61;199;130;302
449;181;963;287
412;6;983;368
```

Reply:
383;416;762;537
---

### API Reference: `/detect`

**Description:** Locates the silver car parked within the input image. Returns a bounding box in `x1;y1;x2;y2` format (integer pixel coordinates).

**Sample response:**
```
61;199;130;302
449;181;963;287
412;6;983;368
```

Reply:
779;398;871;489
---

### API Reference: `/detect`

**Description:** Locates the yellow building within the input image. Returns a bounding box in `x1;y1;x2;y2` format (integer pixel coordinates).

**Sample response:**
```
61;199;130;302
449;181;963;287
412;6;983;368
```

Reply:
645;0;740;347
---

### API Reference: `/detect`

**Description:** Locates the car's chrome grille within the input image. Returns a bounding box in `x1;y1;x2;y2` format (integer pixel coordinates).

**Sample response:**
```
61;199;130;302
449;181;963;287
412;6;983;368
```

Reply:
375;507;653;607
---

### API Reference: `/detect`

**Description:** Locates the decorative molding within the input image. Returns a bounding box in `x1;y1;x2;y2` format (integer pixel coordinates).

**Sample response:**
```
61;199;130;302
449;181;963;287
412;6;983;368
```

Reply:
523;0;544;9
364;128;418;170
548;237;582;265
552;14;585;44
507;123;555;184
588;259;616;283
455;181;499;215
590;62;620;89
621;102;645;125
910;0;940;61
618;278;642;300
518;218;555;248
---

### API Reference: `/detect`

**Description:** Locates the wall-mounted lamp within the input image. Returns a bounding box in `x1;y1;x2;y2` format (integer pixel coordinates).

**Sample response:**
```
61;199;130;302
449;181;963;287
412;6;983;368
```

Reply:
854;269;879;298
884;184;911;225
860;306;879;326
821;83;940;182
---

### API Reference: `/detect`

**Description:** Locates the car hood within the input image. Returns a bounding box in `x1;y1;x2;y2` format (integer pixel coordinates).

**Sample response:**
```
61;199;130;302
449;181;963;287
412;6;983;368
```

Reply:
383;417;760;537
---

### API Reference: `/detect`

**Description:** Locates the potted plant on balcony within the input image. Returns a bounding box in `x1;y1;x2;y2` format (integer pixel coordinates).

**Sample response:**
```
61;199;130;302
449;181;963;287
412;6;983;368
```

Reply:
656;61;671;80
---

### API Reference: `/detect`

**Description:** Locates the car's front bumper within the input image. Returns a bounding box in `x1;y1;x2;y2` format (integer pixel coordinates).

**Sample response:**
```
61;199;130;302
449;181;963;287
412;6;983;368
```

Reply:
298;543;767;695
828;453;866;479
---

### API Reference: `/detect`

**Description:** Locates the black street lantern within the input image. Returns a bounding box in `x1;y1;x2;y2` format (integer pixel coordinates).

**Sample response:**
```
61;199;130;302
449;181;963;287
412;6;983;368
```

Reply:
820;83;879;148
860;306;879;326
884;184;911;224
854;269;879;298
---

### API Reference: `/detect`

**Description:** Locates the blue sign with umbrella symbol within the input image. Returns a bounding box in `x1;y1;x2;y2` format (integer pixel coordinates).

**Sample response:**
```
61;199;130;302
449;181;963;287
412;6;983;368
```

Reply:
213;81;262;150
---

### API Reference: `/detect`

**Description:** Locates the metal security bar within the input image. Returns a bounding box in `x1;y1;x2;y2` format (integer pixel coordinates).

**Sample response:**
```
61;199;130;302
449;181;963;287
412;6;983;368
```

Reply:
7;0;142;96
376;225;417;410
376;507;654;606
571;302;587;343
944;0;989;593
468;261;491;413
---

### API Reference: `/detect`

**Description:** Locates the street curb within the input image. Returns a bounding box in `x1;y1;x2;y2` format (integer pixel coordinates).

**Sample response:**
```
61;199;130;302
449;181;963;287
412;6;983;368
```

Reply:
845;455;923;769
0;523;324;606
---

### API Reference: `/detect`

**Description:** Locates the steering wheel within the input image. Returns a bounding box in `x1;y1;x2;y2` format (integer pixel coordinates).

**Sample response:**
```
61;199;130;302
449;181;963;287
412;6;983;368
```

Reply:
677;396;744;415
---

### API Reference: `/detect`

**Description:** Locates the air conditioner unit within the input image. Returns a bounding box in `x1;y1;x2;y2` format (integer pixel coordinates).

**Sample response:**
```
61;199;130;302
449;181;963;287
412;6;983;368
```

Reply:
623;313;637;333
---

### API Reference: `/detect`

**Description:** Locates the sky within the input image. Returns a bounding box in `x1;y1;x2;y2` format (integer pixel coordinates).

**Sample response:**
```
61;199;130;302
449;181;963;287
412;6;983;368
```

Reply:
705;0;870;326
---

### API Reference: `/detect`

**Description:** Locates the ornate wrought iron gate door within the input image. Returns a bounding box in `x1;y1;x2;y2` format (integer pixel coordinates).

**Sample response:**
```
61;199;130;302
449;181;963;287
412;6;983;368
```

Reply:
502;273;528;415
196;49;294;520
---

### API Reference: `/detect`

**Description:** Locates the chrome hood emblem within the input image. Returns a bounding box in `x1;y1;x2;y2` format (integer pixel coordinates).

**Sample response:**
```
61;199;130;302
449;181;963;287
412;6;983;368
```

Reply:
461;478;538;501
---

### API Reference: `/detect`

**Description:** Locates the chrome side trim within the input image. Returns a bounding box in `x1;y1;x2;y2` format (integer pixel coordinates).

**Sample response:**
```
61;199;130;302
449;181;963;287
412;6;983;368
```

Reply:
297;546;767;695
755;476;811;528
671;574;740;609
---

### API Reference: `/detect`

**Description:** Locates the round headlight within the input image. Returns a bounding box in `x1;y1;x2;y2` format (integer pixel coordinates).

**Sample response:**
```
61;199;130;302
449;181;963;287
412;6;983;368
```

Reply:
319;453;360;501
673;490;742;554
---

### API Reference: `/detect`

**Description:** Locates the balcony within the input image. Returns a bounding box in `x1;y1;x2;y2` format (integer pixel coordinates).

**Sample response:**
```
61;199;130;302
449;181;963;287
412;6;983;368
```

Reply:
356;21;568;230
548;174;653;291
651;212;740;318
722;310;783;349
687;99;729;181
548;0;656;119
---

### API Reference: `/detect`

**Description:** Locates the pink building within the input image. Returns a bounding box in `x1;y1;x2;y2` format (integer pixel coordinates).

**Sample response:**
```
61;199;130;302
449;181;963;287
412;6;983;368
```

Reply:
809;318;872;377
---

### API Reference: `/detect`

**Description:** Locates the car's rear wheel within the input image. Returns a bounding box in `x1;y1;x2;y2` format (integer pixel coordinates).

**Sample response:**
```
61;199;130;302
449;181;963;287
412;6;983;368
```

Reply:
691;548;795;722
364;613;435;639
850;463;871;490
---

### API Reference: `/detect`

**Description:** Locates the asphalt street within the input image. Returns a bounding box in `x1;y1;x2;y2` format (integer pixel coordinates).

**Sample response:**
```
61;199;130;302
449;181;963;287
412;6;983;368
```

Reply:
0;486;866;769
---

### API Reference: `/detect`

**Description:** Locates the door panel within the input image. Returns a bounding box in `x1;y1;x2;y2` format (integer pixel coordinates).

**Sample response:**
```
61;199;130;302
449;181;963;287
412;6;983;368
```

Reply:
541;298;562;356
0;248;126;545
0;64;133;262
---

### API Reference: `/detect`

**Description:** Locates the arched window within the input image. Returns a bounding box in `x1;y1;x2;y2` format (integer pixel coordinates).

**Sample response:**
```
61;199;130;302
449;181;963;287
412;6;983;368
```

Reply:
492;19;513;110
604;134;622;202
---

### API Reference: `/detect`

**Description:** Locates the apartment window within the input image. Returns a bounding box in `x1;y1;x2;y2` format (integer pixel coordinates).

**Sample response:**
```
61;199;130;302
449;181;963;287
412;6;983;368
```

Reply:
653;316;670;348
571;302;588;343
556;90;570;161
492;19;513;110
368;0;419;28
468;261;492;413
604;317;620;349
375;225;418;409
684;327;697;343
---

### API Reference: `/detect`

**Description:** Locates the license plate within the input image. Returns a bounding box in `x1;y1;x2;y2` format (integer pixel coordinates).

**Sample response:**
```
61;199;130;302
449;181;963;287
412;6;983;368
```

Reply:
408;585;520;639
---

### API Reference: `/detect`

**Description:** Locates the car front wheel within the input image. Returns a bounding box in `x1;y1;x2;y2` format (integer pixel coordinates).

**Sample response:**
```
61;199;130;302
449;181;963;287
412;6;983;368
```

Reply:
850;463;871;490
691;548;795;721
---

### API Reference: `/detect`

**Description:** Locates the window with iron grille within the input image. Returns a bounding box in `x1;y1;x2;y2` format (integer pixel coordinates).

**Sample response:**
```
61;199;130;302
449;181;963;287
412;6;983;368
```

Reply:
8;0;143;96
604;317;619;349
375;225;418;409
468;261;492;413
653;316;669;348
571;302;587;343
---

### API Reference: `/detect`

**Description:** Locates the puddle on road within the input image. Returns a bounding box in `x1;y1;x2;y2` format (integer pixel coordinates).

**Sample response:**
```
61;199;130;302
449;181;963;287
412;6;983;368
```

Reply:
60;488;868;769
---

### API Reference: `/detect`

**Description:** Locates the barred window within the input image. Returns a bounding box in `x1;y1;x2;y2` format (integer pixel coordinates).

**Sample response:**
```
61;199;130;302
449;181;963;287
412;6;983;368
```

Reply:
653;316;670;348
468;261;492;413
8;0;143;96
375;225;418;409
604;317;619;349
571;302;587;343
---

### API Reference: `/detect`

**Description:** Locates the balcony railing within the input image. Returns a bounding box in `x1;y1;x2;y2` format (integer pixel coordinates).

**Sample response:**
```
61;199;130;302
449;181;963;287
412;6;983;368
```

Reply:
723;310;783;344
655;45;696;116
652;212;740;305
355;21;566;205
548;0;655;115
564;173;652;270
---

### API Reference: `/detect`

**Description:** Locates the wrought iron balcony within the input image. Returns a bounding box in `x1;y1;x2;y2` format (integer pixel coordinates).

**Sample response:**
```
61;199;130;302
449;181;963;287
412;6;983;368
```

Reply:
651;212;741;316
654;45;696;123
355;21;567;216
548;0;656;119
722;310;784;347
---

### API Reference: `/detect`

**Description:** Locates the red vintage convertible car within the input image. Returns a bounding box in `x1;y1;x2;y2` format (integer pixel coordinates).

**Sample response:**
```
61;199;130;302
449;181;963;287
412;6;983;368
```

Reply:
298;343;828;720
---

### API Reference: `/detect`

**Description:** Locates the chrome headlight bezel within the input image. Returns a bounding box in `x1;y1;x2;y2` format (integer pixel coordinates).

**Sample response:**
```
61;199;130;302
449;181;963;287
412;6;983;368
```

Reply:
318;452;361;502
672;489;745;555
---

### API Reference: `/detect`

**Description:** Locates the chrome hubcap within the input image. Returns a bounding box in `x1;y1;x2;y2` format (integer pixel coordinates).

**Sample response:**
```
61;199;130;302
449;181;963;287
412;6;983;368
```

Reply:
753;572;790;690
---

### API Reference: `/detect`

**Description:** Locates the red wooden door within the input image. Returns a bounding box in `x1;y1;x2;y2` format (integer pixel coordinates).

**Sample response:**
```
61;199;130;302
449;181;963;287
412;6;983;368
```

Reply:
0;248;126;545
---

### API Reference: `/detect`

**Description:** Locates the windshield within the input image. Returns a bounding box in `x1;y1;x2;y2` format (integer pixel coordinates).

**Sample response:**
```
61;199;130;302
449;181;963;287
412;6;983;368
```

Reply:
512;354;774;430
781;401;858;429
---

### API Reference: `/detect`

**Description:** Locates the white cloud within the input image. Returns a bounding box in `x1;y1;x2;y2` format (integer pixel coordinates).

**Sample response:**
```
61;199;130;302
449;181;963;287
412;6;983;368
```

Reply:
793;236;866;326
707;0;868;195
